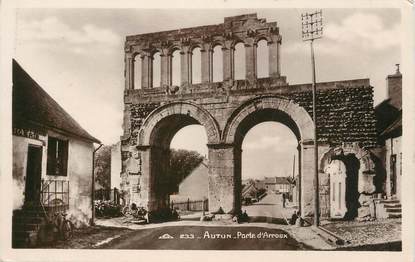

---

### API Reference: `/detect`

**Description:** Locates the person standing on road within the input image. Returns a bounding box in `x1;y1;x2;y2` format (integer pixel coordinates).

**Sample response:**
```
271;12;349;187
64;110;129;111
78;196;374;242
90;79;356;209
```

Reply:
282;193;286;208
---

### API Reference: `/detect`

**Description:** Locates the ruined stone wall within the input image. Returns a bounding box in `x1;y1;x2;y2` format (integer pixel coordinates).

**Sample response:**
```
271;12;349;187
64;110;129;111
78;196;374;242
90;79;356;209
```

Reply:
120;14;379;218
124;13;282;90
124;79;377;148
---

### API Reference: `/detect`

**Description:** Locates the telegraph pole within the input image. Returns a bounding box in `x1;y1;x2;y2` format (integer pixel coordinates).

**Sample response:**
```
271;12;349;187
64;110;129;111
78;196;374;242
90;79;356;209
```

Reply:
301;10;323;227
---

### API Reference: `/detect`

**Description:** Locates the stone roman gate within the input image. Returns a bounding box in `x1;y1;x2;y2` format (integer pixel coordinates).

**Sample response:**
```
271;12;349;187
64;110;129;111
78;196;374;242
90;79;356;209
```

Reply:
120;14;379;219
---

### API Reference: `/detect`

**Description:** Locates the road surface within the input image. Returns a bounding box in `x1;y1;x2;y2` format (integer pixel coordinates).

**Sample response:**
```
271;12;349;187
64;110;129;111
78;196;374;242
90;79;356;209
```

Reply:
96;225;307;250
242;193;290;224
95;193;305;250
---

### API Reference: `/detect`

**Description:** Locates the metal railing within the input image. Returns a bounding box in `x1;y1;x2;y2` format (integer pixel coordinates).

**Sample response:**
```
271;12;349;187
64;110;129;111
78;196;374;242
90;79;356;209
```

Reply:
40;179;69;214
95;188;121;205
170;198;208;211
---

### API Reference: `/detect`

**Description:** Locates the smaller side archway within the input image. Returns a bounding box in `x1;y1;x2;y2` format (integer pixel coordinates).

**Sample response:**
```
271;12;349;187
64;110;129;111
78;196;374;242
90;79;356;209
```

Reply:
320;144;377;220
256;39;269;78
170;48;181;86
191;47;202;84
133;52;142;89
233;42;246;80
212;44;223;82
151;51;161;88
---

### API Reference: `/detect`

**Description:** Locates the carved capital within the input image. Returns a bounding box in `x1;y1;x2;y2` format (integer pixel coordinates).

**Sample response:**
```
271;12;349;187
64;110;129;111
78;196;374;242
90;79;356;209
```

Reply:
136;144;151;151
222;31;234;40
244;37;255;47
300;139;315;146
124;44;133;53
201;34;212;44
180;36;191;46
160;40;171;49
222;40;234;50
268;26;279;34
246;28;257;38
125;52;134;59
207;143;235;149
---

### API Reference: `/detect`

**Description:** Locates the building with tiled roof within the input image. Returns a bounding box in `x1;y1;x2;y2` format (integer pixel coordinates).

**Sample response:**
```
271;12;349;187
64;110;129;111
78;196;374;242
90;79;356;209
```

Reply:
12;59;100;247
375;65;402;202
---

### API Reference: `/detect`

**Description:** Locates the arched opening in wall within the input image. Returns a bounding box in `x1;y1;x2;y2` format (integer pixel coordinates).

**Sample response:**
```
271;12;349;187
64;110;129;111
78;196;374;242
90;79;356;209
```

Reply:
234;42;245;80
170;125;208;203
148;115;209;220
133;53;142;89
212;45;223;82
191;47;202;84
152;51;161;88
235;109;300;223
330;154;360;220
256;39;269;78
171;49;181;86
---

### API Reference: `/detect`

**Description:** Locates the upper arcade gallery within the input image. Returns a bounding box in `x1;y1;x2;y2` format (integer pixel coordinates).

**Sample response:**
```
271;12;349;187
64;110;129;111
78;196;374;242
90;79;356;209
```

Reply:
123;13;283;90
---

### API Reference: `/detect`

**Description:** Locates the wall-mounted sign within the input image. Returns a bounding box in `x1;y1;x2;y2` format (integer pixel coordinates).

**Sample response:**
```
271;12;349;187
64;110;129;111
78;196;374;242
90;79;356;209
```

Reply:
13;127;40;140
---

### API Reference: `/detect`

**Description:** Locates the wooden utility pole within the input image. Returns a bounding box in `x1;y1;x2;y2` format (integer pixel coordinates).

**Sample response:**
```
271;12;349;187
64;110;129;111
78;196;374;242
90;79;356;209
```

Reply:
301;10;323;226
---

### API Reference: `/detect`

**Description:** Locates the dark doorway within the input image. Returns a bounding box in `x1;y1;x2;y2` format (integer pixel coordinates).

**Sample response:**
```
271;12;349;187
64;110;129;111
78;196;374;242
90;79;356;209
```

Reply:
25;145;43;205
332;153;360;220
390;154;397;196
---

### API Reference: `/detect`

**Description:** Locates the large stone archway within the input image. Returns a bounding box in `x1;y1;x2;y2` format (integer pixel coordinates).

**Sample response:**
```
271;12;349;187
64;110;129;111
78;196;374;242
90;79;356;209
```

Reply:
138;101;220;146
207;96;315;216
134;102;220;213
223;96;314;144
319;143;378;218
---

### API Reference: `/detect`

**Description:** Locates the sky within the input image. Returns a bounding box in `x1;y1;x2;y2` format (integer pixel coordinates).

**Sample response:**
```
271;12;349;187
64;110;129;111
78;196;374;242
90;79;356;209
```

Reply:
14;8;401;179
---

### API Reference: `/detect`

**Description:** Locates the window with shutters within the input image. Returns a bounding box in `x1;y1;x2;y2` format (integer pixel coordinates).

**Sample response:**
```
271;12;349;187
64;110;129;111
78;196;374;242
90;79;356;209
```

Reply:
47;137;68;176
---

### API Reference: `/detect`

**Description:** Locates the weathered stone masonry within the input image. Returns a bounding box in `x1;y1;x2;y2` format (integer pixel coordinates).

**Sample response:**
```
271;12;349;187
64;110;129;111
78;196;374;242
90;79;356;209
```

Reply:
121;14;378;219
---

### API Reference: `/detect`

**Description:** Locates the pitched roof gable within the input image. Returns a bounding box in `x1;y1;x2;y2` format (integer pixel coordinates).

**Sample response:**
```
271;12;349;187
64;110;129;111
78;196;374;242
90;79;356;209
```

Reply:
12;59;100;143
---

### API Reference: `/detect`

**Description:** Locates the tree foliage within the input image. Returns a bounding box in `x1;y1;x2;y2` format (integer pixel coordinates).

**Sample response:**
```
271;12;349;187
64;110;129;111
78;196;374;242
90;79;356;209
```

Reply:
168;149;204;193
94;145;112;190
93;146;203;193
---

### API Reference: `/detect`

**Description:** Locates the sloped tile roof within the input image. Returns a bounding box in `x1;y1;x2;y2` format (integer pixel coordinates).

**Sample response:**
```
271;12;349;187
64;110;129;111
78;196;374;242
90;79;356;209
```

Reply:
264;176;290;185
12;59;100;143
242;183;259;197
380;111;401;139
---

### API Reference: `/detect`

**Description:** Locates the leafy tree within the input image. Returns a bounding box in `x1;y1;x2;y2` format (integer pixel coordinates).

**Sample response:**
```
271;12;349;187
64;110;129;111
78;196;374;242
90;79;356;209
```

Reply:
168;149;204;193
94;145;112;190
93;146;203;194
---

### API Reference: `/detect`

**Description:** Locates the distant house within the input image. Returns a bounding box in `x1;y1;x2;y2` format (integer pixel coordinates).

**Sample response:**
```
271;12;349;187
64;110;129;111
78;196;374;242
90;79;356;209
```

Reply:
170;160;208;202
375;65;402;201
241;182;259;199
12;60;100;247
264;176;291;193
254;180;266;190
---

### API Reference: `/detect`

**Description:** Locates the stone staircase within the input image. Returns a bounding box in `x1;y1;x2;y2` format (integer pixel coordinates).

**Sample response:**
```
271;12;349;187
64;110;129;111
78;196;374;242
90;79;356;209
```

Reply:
12;206;48;248
374;198;402;219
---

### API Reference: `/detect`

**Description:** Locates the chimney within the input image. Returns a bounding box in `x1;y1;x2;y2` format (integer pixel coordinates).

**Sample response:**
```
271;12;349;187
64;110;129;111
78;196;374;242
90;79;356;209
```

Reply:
386;64;402;110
